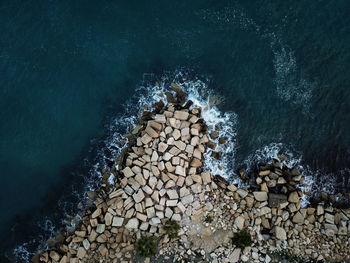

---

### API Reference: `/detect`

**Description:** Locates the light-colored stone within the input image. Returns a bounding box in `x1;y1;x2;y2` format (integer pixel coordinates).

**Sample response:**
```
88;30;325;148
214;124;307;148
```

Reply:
145;126;159;138
77;247;86;259
122;167;134;178
172;213;181;221
104;213;113;226
317;205;324;215
292;211;304;224
201;172;211;184
253;191;268;201
175;165;185;176
288;191;300;203
174;140;186;151
235;216;245;230
181;194;194;205
191;183;202;194
167;189;179;199
174;110;189;120
151;151;159;162
165;207;173;218
163;152;173;161
112;217;124;227
158;142;168;153
125;218;139;229
133;189;145;203
275;226;286;240
141;133;152;144
155;114;166;123
166;199;178;207
237;189;248;198
92;208;101;219
228;248;241;263
190;158;202;167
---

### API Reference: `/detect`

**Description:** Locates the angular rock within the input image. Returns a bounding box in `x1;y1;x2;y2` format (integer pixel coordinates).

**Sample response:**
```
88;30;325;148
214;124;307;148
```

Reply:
158;142;168;153
190;158;202;167
141;133;152;144
174;140;186;151
122;167;134;178
288;191;300;203
253;191;268;201
292;211;304;224
174;110;189;120
167;189;179;199
133;190;145;203
125;218;139;229
237;189;248;198
112;217;124;227
235;216;245;230
154;114;166;123
274;226;286;240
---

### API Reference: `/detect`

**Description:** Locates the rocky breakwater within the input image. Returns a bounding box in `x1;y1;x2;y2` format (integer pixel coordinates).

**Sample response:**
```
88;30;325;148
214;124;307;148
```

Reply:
35;86;350;263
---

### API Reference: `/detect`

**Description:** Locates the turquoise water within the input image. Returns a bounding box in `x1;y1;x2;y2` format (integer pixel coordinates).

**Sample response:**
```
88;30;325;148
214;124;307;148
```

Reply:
1;0;350;261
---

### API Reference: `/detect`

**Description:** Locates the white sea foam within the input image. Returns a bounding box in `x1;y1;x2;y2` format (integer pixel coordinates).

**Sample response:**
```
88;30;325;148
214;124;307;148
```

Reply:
198;3;314;115
272;44;314;114
242;142;314;206
168;74;239;183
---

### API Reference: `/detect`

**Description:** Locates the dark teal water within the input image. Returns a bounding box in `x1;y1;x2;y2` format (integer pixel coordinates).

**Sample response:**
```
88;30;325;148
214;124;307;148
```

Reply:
1;0;350;261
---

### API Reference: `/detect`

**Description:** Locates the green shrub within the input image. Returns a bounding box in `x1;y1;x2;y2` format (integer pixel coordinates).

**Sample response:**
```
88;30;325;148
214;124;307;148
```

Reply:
163;220;180;238
136;236;157;258
232;230;252;249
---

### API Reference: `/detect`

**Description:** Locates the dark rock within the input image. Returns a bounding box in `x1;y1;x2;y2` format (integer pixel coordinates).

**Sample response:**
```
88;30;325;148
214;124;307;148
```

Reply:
320;192;329;202
211;151;221;160
171;83;182;92
281;186;288;194
183;100;193;109
239;169;246;179
214;175;229;188
206;141;217;150
31;253;40;263
268;193;287;208
219;137;227;144
153;100;164;113
87;191;97;201
329;194;336;204
141;111;153;121
176;90;187;105
165;91;177;103
210;131;219;140
291;168;301;176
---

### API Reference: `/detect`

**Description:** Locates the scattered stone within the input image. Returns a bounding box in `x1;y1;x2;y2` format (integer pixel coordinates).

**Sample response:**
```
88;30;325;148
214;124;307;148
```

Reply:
253;191;268;201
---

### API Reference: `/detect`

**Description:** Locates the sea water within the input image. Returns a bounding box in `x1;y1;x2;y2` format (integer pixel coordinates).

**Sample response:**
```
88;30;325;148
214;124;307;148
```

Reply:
1;1;350;262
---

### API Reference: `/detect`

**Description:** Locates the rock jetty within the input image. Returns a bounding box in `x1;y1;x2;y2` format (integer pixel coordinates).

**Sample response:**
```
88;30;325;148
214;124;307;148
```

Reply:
35;86;350;263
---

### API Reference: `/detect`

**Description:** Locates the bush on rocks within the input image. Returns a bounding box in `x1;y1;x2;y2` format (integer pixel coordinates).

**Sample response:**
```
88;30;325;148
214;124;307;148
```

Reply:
232;230;252;249
136;236;157;258
163;220;180;238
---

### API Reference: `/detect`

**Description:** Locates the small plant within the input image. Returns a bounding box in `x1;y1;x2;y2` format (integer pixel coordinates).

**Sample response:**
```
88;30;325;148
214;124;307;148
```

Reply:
232;230;252;249
204;215;213;223
163;220;180;238
136;236;157;258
